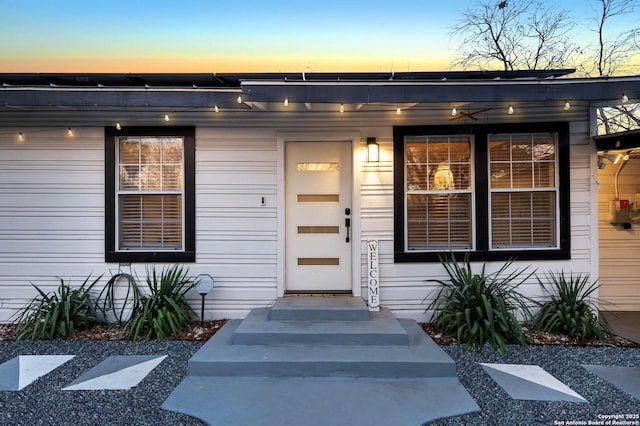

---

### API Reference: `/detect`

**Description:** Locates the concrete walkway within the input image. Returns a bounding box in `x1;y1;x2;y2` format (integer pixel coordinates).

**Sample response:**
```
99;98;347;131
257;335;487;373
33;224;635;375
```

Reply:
162;297;479;425
601;311;640;344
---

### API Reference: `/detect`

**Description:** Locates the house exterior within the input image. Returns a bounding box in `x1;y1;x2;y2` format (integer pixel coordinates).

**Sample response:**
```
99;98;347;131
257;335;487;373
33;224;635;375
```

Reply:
0;70;638;322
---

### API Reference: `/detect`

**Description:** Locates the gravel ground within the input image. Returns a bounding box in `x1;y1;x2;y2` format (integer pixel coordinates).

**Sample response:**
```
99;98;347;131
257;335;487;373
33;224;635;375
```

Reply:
1;340;638;426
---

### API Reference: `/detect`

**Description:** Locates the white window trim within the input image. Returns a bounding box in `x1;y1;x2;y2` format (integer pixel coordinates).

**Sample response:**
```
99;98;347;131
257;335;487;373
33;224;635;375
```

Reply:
403;135;476;253
487;133;560;251
115;136;186;252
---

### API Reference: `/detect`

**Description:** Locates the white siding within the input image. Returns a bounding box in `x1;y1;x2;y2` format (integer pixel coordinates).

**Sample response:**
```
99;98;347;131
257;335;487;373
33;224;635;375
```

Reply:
598;150;640;310
0;128;105;321
0;113;602;322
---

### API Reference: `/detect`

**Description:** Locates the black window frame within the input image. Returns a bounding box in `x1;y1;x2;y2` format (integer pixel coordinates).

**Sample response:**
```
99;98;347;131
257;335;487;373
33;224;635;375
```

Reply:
394;122;570;263
105;126;196;263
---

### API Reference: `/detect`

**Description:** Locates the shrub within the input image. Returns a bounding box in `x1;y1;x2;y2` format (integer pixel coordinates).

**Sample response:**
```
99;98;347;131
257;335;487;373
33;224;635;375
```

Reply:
534;271;612;343
13;275;104;341
425;253;534;357
99;265;195;342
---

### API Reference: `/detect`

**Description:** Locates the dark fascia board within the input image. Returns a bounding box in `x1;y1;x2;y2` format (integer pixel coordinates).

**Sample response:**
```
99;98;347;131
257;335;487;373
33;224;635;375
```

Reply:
0;88;245;108
0;69;575;88
241;76;640;104
1;74;637;108
594;129;640;151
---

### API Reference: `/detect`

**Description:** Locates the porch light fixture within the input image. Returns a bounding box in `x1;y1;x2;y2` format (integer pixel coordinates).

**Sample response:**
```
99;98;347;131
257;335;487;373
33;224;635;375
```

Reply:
194;274;215;326
367;137;379;163
564;101;571;110
508;105;514;115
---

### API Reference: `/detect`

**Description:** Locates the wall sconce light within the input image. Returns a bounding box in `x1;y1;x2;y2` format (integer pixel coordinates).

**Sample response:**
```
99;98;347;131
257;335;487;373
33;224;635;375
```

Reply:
367;137;379;162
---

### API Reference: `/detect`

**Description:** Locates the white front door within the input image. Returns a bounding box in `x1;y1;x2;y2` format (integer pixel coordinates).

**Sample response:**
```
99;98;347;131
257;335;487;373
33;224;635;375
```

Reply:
285;141;352;292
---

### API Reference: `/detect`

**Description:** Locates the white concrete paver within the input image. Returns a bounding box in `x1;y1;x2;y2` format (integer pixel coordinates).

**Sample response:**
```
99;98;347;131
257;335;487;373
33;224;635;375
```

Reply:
481;363;587;403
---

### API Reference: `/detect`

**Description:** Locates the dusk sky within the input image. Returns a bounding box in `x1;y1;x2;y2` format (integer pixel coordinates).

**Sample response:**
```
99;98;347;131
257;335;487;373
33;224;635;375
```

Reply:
0;0;636;73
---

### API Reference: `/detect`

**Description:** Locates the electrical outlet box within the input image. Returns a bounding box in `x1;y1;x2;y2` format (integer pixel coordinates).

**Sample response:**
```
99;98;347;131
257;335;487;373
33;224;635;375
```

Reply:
609;199;631;225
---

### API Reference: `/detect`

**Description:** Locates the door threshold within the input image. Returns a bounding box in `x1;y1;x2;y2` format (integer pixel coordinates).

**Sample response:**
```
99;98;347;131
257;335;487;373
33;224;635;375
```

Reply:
285;291;353;297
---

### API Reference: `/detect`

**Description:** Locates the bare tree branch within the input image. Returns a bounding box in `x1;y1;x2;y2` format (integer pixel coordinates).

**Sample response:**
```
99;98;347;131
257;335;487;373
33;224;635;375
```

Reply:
450;0;574;70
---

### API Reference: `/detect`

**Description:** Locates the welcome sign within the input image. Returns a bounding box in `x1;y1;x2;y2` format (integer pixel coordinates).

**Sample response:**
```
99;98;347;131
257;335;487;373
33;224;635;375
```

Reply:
367;240;380;311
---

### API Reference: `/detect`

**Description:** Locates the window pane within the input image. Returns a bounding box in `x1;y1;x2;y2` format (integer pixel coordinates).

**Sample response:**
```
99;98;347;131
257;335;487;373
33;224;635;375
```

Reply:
406;141;427;163
407;193;472;250
405;134;473;251
490;191;556;248
163;166;183;190
162;138;184;163
407;194;427;248
119;195;182;250
406;164;429;191
489;162;511;188
511;134;532;162
534;161;555;187
141;140;161;164
141;165;162;191
511;163;533;188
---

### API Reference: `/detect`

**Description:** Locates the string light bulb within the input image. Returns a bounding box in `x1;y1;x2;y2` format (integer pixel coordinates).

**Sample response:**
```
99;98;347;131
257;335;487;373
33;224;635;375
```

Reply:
18;132;24;141
67;127;74;136
451;107;458;116
214;105;219;113
340;103;344;113
237;94;242;104
396;106;401;115
508;104;514;115
283;97;289;107
116;122;121;130
564;101;571;110
164;114;170;122
622;94;629;103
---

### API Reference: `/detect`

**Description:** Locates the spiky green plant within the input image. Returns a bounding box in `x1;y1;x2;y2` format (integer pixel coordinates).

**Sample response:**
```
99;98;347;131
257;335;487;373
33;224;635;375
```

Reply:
13;275;104;341
99;265;195;342
425;253;534;357
534;271;612;343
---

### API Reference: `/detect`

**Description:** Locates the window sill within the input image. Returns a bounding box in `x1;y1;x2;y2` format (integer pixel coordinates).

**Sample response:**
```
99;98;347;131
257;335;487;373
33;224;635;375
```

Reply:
105;251;196;263
394;249;570;263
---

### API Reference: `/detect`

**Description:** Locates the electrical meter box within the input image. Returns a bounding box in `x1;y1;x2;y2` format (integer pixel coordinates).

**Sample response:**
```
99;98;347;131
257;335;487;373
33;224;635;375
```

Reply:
609;199;631;225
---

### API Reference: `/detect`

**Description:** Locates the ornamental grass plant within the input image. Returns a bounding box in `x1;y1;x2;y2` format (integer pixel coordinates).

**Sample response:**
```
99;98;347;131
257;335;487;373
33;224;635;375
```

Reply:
534;271;613;343
13;275;104;341
99;265;196;342
425;253;534;357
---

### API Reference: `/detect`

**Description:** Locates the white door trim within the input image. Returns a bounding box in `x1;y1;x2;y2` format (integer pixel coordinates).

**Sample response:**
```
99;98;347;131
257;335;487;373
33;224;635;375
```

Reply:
276;131;362;297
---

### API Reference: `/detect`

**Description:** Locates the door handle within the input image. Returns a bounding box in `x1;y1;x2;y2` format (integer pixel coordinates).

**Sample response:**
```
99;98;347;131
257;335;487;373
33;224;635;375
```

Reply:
345;218;351;243
345;208;351;243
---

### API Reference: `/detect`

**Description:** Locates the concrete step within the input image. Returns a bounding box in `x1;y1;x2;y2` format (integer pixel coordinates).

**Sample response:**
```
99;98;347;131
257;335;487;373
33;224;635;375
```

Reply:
163;375;480;426
188;319;456;378
232;307;409;346
270;296;370;321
